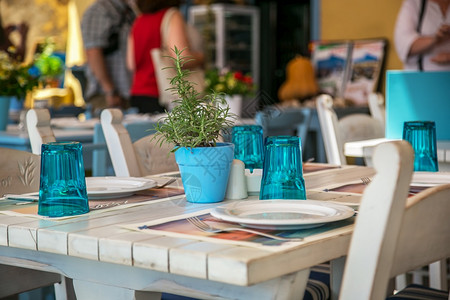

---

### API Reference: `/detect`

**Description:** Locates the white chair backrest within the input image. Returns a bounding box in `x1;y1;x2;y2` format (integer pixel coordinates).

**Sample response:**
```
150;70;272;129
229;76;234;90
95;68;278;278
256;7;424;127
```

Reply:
316;94;346;165
132;134;178;176
368;92;385;132
100;109;178;177
340;141;450;299
316;94;384;165
101;109;142;177
26;108;56;155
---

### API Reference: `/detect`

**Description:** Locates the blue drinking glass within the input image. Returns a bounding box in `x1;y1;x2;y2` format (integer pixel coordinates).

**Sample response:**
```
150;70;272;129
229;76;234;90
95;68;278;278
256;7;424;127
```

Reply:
402;121;439;172
38;141;89;217
259;136;306;200
231;125;264;172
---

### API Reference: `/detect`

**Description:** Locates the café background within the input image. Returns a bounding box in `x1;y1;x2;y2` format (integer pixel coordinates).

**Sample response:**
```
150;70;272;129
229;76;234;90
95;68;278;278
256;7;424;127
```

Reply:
1;0;404;101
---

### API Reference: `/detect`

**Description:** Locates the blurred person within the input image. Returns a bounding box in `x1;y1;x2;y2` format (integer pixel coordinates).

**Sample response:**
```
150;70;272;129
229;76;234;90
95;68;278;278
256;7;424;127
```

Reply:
126;0;204;114
394;0;450;71
81;0;136;112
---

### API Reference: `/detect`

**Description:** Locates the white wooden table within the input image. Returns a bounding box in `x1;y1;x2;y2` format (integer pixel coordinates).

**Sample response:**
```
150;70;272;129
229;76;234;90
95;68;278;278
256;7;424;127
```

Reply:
0;165;376;300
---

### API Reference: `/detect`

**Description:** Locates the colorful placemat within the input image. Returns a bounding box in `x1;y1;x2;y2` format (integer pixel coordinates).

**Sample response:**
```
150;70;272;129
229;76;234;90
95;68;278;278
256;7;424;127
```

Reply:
123;210;355;251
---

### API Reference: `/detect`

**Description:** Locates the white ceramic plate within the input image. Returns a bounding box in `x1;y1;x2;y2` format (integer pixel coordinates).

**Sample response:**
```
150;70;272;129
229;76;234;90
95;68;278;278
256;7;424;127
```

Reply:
86;177;156;200
210;200;355;230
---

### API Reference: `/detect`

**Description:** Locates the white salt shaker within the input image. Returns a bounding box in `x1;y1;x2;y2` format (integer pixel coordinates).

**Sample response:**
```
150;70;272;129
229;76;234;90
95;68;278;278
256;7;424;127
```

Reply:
225;159;248;200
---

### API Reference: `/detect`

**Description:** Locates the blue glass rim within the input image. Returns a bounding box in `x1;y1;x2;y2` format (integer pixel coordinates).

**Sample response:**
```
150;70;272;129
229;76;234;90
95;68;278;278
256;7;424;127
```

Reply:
265;135;301;146
42;141;82;151
232;125;263;133
403;121;435;128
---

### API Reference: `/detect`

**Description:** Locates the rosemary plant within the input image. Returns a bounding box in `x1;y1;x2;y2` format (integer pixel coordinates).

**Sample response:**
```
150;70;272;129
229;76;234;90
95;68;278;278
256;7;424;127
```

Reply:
153;47;234;151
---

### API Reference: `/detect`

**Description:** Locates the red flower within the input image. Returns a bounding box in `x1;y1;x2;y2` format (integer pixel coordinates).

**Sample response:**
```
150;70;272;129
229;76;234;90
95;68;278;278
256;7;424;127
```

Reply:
233;71;244;81
243;75;253;85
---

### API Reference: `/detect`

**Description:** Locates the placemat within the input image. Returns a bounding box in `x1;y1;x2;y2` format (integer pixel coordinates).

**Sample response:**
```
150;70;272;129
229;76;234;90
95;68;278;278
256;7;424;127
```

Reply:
0;187;185;220
123;210;355;252
324;182;431;196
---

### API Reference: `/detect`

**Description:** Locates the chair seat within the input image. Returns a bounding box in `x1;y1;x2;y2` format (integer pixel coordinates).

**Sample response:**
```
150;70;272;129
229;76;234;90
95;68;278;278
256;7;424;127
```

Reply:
386;284;449;299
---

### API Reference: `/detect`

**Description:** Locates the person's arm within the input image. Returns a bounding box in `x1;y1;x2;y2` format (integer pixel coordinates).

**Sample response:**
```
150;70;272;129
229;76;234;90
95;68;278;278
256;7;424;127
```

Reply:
431;51;450;64
408;35;438;56
166;10;204;69
408;24;450;56
85;47;123;107
126;33;135;72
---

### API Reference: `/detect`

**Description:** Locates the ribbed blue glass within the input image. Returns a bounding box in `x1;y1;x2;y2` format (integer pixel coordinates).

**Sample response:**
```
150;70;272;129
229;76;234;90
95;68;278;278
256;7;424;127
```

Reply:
402;121;438;172
231;125;264;172
38;142;89;217
260;136;306;200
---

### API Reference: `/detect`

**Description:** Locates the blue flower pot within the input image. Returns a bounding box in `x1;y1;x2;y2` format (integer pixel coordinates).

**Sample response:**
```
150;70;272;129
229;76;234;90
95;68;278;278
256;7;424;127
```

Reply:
9;96;24;113
175;143;234;203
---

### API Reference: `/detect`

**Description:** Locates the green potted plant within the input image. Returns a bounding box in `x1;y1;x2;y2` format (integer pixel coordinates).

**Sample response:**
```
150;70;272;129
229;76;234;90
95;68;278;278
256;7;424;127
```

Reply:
34;38;65;88
153;47;235;203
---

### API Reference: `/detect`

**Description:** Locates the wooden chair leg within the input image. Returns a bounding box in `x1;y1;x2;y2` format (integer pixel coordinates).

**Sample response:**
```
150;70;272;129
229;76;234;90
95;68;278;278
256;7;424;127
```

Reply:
54;276;76;300
395;274;408;291
412;268;426;285
429;259;448;290
330;256;346;300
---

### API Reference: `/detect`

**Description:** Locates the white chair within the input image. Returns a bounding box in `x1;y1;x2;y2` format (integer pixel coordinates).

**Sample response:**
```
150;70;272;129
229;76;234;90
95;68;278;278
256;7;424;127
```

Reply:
318;94;447;291
26;108;56;155
339;140;450;299
100;109;178;177
368;92;386;132
316;94;384;165
0;147;75;299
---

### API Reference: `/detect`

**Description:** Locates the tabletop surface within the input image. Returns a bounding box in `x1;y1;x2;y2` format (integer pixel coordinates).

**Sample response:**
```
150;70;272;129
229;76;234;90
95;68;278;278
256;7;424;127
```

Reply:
2;164;448;299
0;165;375;288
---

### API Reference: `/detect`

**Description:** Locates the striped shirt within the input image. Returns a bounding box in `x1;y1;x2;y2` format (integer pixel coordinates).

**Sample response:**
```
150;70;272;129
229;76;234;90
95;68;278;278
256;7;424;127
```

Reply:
81;0;135;100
